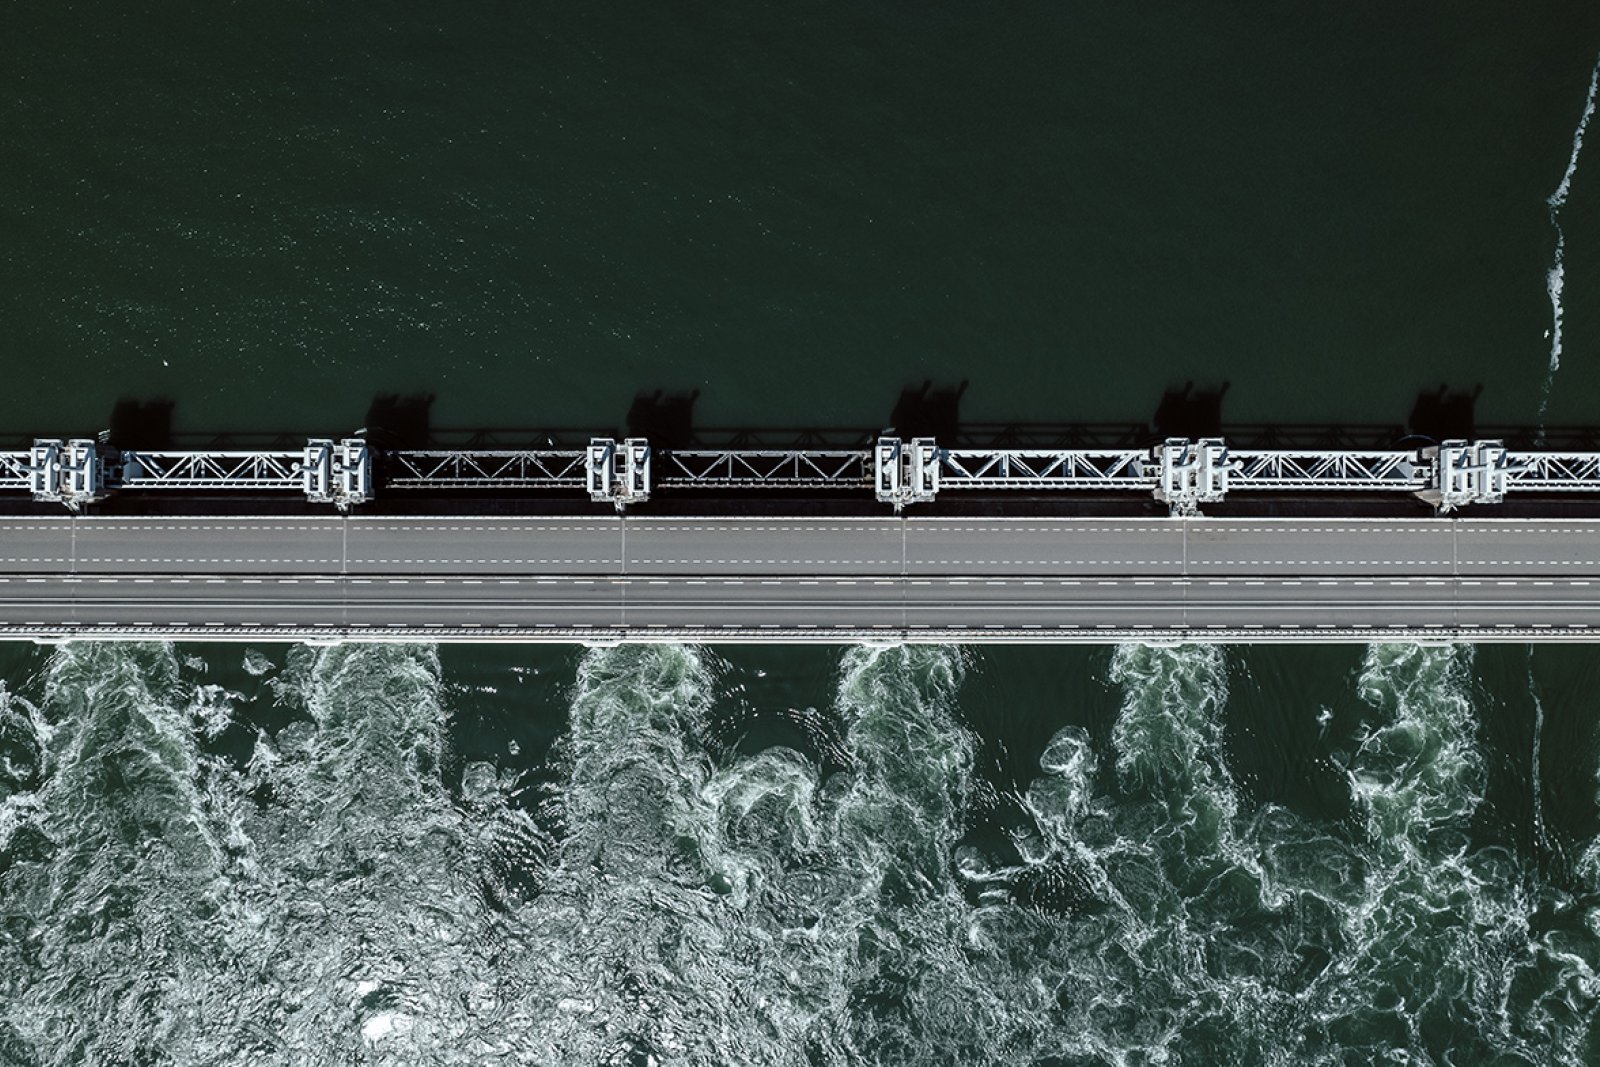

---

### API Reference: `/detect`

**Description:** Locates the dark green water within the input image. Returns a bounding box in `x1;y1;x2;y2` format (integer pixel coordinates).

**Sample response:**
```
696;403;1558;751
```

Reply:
3;6;1600;1064
5;5;1600;430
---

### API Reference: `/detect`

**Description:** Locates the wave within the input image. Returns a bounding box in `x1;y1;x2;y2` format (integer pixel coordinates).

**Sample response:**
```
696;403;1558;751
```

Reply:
502;644;778;1065
236;643;508;1063
2;641;1598;1064
1300;644;1516;1059
1009;644;1336;1063
0;644;234;1066
511;643;1070;1065
1297;643;1600;1063
0;643;544;1065
978;643;1597;1063
506;643;1046;1066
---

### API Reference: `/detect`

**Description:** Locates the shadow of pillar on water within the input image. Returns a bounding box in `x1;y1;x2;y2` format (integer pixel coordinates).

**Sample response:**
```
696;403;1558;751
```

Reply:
106;398;175;449
13;381;1598;456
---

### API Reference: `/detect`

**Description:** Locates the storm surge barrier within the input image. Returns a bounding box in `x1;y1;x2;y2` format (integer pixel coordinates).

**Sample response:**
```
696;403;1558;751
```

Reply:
6;435;1600;514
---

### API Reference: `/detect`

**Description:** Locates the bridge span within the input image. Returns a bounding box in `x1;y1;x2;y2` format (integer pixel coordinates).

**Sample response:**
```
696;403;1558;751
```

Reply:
0;514;1595;643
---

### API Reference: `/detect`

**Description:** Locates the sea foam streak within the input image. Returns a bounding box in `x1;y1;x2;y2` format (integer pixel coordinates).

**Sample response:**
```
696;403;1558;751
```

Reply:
1542;53;1600;420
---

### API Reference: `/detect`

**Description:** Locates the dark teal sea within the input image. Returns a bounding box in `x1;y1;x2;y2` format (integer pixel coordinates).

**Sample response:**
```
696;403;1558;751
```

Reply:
3;5;1600;1063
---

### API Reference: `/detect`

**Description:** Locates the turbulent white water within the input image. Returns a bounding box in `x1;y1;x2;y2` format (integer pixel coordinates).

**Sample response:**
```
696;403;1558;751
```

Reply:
1542;53;1600;419
0;641;1596;1064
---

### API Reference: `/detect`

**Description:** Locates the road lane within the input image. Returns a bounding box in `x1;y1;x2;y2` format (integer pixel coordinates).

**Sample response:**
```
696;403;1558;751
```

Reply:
623;519;901;575
0;514;1595;640
904;519;1185;576
348;518;623;574
2;516;1597;576
1184;520;1455;575
0;574;1594;638
1455;521;1600;575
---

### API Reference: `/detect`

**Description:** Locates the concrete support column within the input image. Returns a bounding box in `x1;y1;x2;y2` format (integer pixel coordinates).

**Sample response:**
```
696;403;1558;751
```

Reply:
29;439;104;510
1154;437;1233;516
1418;439;1508;512
303;438;372;510
587;437;651;509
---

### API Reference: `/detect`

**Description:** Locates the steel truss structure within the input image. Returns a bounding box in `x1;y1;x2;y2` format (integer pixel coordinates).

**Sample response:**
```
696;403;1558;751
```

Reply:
0;452;31;490
1506;452;1600;491
387;450;587;489
655;449;871;489
1228;450;1424;492
7;435;1600;514
934;448;1153;490
119;451;304;490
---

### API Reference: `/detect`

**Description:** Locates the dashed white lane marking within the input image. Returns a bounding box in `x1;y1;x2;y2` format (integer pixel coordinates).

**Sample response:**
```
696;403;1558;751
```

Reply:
6;575;1599;595
10;554;1590;569
1;519;1596;536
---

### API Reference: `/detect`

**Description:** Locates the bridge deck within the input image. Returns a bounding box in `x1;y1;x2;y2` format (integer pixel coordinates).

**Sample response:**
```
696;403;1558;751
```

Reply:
0;515;1594;643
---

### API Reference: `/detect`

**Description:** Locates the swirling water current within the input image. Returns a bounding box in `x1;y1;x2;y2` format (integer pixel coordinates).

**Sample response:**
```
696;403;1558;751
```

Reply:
3;8;1600;1064
0;641;1597;1065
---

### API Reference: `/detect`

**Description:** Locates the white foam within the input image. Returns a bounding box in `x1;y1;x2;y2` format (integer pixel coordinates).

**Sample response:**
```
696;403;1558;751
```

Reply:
7;640;1597;1062
1546;248;1565;377
1541;54;1600;418
1528;652;1549;856
1549;58;1600;212
361;1011;413;1044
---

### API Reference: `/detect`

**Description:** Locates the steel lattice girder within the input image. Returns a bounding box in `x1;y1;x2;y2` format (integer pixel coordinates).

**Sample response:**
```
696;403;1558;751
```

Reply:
656;450;871;487
3;442;1600;501
0;452;30;489
1228;450;1426;491
387;450;587;488
935;449;1154;489
1505;452;1600;490
118;451;304;490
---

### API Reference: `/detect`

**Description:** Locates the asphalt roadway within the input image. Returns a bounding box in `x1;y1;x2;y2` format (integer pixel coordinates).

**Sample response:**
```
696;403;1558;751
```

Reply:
0;514;1595;643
